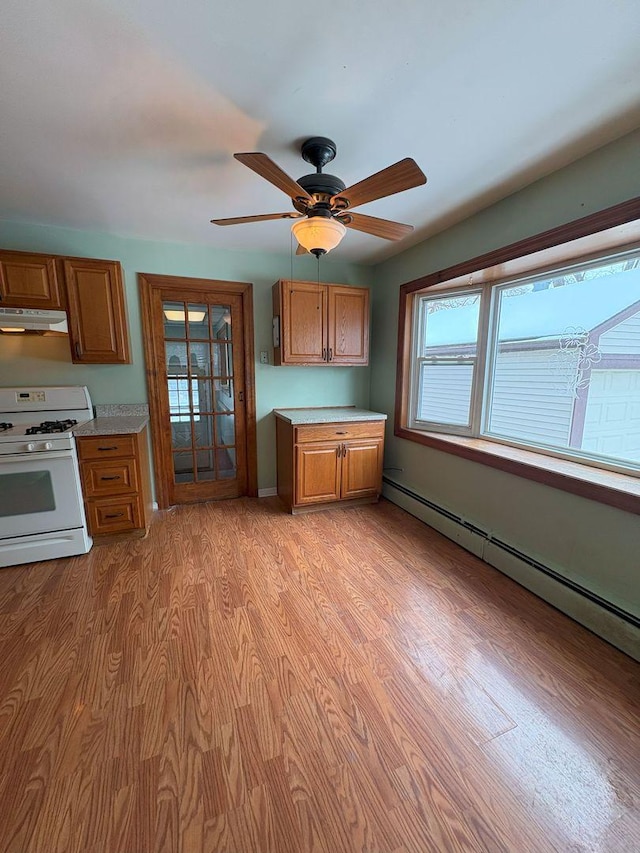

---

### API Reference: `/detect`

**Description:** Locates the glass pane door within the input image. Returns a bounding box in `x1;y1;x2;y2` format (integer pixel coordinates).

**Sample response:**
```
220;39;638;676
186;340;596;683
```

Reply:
163;301;237;487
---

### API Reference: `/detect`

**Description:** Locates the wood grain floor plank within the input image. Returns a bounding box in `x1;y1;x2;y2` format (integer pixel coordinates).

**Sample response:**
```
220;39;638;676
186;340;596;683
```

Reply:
0;496;638;852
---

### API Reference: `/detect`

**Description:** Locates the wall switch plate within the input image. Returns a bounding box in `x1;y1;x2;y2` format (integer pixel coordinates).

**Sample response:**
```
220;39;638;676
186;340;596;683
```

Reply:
260;351;269;364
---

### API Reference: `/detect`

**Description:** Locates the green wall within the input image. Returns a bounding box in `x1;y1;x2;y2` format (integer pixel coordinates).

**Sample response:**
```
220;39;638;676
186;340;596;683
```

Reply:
370;127;640;621
0;222;370;490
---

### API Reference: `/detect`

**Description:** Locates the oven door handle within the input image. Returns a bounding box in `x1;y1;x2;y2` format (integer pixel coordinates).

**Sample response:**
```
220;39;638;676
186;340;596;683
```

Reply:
0;450;75;463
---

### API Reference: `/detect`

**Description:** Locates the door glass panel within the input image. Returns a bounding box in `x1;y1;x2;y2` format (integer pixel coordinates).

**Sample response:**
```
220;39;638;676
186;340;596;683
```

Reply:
211;305;232;340
215;413;235;447
173;452;194;483
163;299;239;487
0;471;56;517
167;377;193;419
212;344;233;380
188;342;211;376
187;304;209;339
194;415;215;448
216;448;236;479
194;378;214;415
214;379;234;412
163;302;187;338
170;417;192;450
196;449;216;479
166;342;188;374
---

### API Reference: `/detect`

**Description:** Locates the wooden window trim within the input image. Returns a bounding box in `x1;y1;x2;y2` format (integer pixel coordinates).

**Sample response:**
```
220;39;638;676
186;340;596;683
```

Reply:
394;196;640;516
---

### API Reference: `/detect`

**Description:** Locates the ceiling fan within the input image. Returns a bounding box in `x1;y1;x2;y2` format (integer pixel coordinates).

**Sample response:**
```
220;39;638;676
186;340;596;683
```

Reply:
211;136;427;257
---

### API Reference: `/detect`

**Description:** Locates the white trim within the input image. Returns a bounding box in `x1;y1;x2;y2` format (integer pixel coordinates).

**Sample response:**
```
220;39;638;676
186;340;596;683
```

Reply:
258;487;278;498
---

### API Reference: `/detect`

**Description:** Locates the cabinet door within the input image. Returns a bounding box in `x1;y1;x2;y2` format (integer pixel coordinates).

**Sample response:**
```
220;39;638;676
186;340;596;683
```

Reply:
281;280;327;364
0;251;64;309
340;439;383;499
64;258;130;363
294;442;341;505
328;285;369;365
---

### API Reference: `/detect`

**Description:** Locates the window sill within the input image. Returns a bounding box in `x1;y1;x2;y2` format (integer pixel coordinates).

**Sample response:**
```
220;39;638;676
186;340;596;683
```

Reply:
395;426;640;516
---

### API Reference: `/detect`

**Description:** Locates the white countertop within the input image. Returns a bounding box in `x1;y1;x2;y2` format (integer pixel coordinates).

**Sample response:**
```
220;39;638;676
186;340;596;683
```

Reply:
273;407;387;425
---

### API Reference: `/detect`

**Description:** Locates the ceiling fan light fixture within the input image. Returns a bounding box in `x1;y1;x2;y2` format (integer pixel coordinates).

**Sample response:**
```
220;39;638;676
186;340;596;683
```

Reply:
291;215;346;257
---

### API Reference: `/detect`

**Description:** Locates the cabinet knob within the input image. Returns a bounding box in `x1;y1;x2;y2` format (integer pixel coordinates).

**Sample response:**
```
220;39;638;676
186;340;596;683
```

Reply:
329;348;333;361
74;342;82;359
100;475;121;481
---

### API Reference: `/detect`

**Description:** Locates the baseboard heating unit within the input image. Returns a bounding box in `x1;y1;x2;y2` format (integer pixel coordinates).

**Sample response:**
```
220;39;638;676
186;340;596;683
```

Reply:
382;476;639;662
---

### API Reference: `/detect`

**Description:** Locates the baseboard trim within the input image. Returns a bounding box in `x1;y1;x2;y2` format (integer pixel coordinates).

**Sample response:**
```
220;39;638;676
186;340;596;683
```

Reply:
258;487;278;498
382;476;639;661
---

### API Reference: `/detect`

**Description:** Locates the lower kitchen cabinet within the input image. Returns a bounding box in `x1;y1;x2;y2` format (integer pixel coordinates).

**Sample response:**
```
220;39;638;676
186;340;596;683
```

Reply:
275;410;385;513
76;426;152;539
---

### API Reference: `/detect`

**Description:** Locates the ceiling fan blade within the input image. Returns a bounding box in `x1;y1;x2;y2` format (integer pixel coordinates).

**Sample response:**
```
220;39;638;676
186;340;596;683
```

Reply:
295;243;308;255
210;212;302;226
331;158;426;210
338;212;414;240
234;153;312;202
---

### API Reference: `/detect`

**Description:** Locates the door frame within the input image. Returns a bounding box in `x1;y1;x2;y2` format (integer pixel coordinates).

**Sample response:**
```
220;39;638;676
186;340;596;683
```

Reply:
138;272;258;508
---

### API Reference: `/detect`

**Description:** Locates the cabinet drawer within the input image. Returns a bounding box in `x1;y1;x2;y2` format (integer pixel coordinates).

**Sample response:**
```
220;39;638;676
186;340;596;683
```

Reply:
86;496;142;534
295;421;385;443
81;458;138;497
77;434;136;460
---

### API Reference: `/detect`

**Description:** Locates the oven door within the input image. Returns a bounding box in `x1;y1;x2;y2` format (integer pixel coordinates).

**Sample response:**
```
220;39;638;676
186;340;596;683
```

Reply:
0;450;86;539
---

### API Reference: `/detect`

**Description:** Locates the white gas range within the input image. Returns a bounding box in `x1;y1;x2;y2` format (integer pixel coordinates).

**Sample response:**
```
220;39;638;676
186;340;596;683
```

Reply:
0;386;94;567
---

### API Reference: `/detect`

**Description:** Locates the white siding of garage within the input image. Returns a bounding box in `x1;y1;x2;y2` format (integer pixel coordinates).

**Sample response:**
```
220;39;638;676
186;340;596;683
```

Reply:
486;348;578;446
582;370;640;463
598;310;640;354
417;363;473;425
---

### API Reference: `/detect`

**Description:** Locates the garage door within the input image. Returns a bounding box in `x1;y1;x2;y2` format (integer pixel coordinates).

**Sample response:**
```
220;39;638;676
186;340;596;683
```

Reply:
581;370;640;463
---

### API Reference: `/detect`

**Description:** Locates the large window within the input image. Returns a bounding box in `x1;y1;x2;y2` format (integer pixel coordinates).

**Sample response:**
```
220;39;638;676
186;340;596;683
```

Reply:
408;249;640;472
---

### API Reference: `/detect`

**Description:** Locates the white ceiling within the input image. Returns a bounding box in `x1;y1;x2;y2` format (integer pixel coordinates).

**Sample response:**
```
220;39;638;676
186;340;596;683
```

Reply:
1;0;639;264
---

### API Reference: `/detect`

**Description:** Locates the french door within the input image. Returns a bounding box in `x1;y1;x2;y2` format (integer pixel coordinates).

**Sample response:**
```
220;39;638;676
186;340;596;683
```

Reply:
139;274;256;507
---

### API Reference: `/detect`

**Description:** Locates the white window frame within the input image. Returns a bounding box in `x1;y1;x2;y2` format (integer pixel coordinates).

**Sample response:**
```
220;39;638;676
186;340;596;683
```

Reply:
407;248;640;476
409;287;489;435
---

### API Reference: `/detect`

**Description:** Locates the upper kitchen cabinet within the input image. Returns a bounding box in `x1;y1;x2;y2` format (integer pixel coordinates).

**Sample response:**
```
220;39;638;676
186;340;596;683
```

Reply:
64;258;131;364
0;250;65;309
272;279;369;366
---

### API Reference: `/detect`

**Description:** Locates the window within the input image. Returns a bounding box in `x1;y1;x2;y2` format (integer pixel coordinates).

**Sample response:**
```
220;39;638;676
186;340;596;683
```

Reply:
408;250;640;472
393;199;640;506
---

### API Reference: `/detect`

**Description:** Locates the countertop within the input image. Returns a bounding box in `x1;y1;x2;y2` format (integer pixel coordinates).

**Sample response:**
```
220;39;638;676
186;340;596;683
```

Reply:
73;416;149;436
273;407;387;425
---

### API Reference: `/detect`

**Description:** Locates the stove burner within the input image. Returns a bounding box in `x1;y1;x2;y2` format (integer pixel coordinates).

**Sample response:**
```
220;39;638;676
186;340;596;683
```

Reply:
0;422;13;432
25;419;78;435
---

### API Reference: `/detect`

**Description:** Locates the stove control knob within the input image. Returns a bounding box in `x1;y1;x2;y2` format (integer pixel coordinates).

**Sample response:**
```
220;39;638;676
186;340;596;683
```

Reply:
26;442;35;452
44;442;53;450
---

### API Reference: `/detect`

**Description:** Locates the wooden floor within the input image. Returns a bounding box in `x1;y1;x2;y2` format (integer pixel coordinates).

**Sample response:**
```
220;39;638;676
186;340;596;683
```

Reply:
0;498;638;853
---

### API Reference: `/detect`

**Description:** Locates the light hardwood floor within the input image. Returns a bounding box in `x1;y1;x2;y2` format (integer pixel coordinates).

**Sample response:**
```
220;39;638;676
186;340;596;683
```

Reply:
0;497;638;852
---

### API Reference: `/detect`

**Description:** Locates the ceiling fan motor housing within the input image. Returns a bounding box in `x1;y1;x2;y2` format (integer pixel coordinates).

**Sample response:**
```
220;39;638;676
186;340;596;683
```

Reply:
294;136;346;214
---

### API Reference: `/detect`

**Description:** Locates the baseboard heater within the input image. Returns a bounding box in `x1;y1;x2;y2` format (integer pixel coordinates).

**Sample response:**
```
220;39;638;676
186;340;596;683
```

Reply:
382;475;640;632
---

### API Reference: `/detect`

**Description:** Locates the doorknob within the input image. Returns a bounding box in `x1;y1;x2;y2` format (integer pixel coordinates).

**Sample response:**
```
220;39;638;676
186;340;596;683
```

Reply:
238;390;244;402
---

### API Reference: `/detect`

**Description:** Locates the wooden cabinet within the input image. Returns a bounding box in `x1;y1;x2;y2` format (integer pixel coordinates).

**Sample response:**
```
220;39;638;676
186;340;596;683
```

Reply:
64;258;130;364
0;250;65;309
0;247;130;364
77;428;152;539
276;414;384;513
272;279;369;366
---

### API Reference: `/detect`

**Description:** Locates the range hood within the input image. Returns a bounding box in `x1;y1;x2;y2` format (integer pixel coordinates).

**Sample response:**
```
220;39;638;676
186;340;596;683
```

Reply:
0;307;68;333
